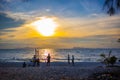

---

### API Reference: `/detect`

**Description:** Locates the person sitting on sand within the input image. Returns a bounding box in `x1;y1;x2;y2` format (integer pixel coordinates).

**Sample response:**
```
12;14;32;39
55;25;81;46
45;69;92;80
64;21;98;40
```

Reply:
72;55;75;66
47;53;51;66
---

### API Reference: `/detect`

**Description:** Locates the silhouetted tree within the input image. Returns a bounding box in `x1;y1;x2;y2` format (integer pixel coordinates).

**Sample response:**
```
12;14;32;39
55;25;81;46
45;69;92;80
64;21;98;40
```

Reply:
104;0;120;16
110;56;117;66
100;51;117;66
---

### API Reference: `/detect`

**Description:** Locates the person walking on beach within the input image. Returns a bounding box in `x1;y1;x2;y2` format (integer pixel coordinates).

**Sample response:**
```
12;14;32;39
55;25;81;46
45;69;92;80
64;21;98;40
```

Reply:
47;53;51;66
72;55;75;66
68;54;70;64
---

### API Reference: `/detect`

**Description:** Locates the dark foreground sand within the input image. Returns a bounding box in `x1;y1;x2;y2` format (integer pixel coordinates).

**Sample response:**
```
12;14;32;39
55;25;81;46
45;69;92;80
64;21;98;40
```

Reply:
0;62;120;80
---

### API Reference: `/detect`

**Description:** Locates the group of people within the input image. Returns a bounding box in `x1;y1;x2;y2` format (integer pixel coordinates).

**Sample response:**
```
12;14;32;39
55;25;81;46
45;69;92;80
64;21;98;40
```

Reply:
32;53;51;67
32;55;40;67
68;54;75;66
23;53;51;68
23;53;75;68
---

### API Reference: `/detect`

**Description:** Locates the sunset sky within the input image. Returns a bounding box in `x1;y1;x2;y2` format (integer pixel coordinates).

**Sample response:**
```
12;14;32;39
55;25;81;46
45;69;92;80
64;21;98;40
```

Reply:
0;0;120;49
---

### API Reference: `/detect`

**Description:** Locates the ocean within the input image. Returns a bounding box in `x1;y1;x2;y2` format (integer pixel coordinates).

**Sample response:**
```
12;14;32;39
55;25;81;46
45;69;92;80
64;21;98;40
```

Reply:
0;48;120;62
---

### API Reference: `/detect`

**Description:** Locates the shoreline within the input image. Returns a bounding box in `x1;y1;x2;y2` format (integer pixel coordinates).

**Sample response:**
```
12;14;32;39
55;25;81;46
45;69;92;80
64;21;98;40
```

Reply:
0;62;104;67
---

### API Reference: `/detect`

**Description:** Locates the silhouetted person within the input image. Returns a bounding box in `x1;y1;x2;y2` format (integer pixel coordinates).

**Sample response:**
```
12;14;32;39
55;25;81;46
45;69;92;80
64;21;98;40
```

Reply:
33;55;37;66
23;62;26;68
36;58;40;67
68;54;70;64
108;50;112;58
47;53;51;66
72;55;75;66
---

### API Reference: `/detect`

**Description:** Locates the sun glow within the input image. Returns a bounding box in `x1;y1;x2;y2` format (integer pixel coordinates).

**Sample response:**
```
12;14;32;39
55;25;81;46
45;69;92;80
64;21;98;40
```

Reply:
32;17;58;36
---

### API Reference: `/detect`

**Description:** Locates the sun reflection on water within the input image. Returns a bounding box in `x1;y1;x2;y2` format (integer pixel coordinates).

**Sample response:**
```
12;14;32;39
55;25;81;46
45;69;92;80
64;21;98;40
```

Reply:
39;49;55;62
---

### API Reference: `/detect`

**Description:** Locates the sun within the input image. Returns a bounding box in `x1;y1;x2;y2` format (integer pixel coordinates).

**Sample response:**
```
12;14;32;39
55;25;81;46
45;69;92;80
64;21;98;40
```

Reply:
32;17;58;36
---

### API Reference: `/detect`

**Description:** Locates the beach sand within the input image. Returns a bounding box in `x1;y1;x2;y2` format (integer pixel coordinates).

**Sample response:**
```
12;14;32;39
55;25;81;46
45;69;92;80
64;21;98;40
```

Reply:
0;62;119;80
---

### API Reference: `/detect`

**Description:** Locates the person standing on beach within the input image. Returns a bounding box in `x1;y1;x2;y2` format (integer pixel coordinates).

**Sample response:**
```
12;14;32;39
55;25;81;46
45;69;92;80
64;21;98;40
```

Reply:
33;55;37;66
36;58;40;67
22;62;26;68
72;55;75;66
47;53;51;66
68;54;70;64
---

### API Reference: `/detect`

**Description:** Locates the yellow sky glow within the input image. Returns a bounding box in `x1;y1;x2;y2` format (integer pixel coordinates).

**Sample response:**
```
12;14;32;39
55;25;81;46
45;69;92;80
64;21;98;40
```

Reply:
0;16;120;49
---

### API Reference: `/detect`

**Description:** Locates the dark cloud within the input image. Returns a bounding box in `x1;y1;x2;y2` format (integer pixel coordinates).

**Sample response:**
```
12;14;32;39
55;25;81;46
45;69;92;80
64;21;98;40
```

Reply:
22;37;105;43
86;34;120;39
0;13;24;29
1;29;15;32
0;36;119;49
0;32;5;35
0;29;16;36
7;35;15;37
